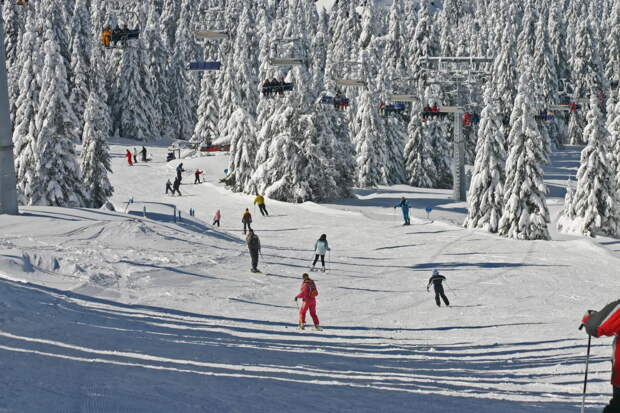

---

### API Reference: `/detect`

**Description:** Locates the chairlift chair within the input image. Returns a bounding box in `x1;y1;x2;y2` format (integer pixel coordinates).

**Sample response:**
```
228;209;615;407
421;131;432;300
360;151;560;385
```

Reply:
194;7;229;40
320;93;350;110
269;38;306;67
334;61;366;88
187;61;222;71
102;9;141;49
262;79;294;97
194;30;229;40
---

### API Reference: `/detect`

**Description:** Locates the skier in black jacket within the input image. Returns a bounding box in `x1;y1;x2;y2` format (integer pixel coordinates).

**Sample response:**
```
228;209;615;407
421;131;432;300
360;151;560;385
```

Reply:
427;269;450;307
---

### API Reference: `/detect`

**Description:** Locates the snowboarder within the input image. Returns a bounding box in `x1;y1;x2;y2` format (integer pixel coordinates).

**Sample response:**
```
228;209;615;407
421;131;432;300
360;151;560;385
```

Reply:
140;146;147;162
246;229;261;273
125;149;133;166
101;25;112;48
254;193;268;216
194;169;204;184
172;176;182;196
213;209;221;227
394;197;411;225
165;179;173;195
176;163;185;182
133;147;138;164
581;299;620;413
311;234;330;272
294;273;321;330
242;208;252;234
427;269;450;307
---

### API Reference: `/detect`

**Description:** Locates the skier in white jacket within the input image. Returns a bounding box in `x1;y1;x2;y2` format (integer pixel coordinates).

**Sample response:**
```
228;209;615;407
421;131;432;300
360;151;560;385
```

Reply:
311;234;330;272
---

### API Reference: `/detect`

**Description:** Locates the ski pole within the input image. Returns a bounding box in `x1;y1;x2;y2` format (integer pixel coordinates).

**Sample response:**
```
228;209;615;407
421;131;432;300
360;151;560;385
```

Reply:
328;250;331;272
581;334;592;413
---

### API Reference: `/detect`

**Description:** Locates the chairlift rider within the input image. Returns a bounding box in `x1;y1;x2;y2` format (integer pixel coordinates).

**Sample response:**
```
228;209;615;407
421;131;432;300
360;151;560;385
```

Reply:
101;25;112;48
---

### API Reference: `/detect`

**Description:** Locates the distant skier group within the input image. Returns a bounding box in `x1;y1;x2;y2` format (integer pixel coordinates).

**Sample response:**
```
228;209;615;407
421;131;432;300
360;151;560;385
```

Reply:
125;146;148;166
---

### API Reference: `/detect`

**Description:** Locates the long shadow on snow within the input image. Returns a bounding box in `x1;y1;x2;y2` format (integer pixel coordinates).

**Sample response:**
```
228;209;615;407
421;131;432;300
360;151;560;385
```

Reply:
0;279;606;411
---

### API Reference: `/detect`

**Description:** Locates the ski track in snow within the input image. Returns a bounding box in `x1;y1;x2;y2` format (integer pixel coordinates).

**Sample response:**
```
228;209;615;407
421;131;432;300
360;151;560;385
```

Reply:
0;143;616;412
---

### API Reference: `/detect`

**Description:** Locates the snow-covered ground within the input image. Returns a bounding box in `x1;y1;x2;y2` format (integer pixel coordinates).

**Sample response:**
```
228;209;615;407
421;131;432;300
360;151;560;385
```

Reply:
0;142;618;412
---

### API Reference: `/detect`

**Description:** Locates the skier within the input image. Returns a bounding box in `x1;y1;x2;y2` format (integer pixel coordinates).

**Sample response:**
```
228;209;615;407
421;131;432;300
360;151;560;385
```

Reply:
294;273;321;330
125;149;133;166
194;169;204;184
242;208;252;235
140;146;147;162
101;25;112;48
394;197;411;225
176;163;185;182
133;147;138;164
172;176;182;196
581;299;620;413
165;179;173;195
311;234;330;272
254;193;268;216
427;269;450;307
212;209;221;227
246;229;261;273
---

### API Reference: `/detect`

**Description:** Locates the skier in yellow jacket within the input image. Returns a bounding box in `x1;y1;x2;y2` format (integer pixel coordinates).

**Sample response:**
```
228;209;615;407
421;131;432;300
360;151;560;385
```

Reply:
254;194;269;216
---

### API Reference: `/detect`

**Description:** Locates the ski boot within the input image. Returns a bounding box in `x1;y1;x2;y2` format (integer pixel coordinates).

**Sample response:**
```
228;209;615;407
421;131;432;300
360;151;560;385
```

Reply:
310;266;316;272
298;323;305;330
314;324;322;331
321;266;326;272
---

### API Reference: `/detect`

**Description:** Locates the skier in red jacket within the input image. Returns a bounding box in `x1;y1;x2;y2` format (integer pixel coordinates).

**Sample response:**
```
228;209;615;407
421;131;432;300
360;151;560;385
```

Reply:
294;273;321;331
582;299;620;413
125;149;133;166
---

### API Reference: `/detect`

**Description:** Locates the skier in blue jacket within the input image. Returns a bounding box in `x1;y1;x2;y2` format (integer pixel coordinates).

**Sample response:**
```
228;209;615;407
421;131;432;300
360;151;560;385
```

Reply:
394;197;411;225
311;234;330;272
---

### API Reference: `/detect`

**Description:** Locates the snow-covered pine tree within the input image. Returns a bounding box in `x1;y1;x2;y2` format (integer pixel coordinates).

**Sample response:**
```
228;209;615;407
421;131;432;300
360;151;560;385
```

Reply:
609;91;620;192
569;19;605;145
80;90;114;208
114;43;155;141
384;0;406;75
498;69;550;240
515;0;537;72
548;6;569;86
221;108;257;192
606;0;620;86
464;87;507;232
12;13;40;205
533;17;562;149
251;0;351;202
404;100;438;188
32;29;84;207
424;84;452;188
354;48;388;187
68;0;92;140
4;0;23;122
143;3;169;139
558;95;619;237
159;0;180;51
491;25;517;124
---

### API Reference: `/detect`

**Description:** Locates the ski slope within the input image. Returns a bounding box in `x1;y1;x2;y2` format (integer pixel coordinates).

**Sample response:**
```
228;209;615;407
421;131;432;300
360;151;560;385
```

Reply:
0;142;617;412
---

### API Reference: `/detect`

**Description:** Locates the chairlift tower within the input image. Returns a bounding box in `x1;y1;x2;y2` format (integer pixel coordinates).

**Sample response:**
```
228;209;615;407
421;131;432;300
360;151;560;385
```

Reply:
419;56;492;202
0;16;18;214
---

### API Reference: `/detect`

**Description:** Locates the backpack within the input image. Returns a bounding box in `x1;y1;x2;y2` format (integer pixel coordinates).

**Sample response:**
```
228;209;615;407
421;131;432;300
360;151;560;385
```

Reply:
306;280;319;298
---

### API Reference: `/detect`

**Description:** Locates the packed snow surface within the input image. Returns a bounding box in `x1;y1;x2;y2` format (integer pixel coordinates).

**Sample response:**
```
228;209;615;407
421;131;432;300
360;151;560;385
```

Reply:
0;143;617;412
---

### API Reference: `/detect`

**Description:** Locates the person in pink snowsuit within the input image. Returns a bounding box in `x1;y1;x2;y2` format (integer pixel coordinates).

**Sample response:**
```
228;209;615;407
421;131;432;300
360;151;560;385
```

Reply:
294;273;320;330
126;149;133;166
213;209;221;227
